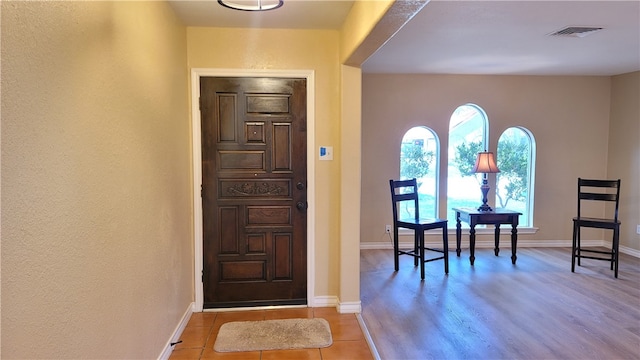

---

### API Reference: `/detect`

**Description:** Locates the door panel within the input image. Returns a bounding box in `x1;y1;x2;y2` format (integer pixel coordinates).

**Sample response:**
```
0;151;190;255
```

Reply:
200;77;307;308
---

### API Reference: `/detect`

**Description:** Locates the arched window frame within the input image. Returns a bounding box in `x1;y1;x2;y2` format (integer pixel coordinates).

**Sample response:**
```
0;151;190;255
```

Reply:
446;103;489;224
399;126;440;219
495;126;536;226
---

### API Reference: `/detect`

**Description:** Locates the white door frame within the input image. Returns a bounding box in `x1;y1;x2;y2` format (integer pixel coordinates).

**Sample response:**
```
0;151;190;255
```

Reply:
191;68;316;312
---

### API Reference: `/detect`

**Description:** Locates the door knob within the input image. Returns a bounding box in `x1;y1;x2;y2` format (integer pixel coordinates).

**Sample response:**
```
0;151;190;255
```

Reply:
296;201;308;210
296;182;306;190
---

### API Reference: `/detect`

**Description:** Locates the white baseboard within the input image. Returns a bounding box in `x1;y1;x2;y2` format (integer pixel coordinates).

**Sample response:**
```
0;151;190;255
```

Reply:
313;296;361;313
313;295;339;308
357;313;381;360
337;301;362;314
620;245;640;257
360;239;587;249
361;240;640;258
158;302;194;360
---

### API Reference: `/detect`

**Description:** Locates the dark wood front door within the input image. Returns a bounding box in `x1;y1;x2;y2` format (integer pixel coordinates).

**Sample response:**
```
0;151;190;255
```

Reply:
200;77;307;308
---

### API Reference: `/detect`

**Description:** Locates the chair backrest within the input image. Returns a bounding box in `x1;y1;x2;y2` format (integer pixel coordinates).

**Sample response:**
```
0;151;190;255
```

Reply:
389;178;420;222
577;178;621;221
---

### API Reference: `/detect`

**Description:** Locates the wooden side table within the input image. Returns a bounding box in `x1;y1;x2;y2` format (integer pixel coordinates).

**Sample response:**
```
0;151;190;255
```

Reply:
453;207;522;265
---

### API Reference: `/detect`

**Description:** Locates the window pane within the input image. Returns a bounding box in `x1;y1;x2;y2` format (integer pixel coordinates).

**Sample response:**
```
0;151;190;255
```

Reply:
495;127;535;226
447;105;487;223
400;127;438;219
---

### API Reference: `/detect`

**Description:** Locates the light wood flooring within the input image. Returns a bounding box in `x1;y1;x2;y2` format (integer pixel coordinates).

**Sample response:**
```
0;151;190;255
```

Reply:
361;247;640;360
169;307;374;359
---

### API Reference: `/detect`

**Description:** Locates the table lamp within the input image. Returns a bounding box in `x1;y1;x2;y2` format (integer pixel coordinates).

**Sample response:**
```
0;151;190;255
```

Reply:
472;151;500;212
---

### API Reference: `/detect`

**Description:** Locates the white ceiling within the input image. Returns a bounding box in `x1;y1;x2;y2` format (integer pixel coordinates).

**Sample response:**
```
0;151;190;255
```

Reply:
168;0;355;29
168;0;640;76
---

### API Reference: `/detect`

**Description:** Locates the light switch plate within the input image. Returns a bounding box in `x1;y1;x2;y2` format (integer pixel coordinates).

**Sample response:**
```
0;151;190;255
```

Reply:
319;146;333;160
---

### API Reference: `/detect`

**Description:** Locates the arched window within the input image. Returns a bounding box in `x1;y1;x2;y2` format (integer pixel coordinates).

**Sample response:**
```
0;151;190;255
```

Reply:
496;127;536;226
446;104;488;223
400;126;439;219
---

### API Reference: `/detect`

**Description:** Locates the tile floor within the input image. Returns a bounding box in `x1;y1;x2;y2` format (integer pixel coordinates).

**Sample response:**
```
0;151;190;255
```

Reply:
169;307;374;360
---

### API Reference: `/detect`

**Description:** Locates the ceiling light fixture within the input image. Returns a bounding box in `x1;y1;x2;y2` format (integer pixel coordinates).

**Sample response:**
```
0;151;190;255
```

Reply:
218;0;283;11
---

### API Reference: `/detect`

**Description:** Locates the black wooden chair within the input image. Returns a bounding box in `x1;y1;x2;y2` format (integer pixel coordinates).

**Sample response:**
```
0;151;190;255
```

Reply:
571;178;622;278
389;178;448;280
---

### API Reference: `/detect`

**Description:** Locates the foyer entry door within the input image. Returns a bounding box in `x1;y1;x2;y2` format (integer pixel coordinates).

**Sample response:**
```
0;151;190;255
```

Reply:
200;77;307;308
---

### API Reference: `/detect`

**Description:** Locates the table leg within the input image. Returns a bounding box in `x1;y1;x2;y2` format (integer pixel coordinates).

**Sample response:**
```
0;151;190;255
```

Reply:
443;225;449;274
511;223;518;264
456;213;462;257
494;224;500;256
469;225;476;265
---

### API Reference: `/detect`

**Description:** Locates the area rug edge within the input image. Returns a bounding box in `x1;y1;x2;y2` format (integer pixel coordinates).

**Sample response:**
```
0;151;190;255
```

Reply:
213;318;333;353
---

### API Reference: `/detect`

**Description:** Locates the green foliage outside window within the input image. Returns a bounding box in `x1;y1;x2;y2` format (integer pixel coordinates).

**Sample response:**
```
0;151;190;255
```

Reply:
400;142;434;182
453;141;483;176
496;137;529;208
453;140;528;209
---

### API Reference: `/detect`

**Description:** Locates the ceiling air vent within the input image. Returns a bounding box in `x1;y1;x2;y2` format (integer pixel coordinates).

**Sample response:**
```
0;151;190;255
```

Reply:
548;26;603;38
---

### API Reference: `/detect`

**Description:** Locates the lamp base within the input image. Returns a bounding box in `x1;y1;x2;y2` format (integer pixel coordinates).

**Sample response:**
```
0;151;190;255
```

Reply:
478;177;493;212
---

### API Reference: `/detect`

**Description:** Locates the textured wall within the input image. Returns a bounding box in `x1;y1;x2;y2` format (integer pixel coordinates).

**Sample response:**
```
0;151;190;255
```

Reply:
1;1;192;358
340;0;393;64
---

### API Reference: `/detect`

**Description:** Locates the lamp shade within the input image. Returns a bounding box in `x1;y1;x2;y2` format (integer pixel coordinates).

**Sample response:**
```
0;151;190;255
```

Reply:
472;151;500;173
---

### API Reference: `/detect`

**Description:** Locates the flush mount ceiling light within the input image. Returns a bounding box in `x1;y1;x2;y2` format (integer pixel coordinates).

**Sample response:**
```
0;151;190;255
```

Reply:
218;0;283;11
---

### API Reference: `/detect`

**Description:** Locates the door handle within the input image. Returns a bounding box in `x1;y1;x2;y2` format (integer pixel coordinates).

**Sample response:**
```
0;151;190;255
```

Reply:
296;201;308;211
296;182;306;190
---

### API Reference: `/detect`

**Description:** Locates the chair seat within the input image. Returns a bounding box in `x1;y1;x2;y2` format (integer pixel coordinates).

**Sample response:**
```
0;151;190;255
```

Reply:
397;217;447;230
573;216;620;228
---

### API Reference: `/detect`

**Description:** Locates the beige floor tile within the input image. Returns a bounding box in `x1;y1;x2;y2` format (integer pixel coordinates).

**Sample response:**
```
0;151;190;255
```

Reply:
320;340;374;360
324;315;364;341
213;310;265;323
261;348;322;360
187;312;218;327
169;348;203;360
264;307;314;319
200;348;261;359
175;326;213;349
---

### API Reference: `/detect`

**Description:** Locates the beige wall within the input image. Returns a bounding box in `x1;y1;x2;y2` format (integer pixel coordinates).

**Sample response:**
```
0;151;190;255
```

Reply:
340;0;393;64
361;74;622;247
1;1;193;358
608;71;640;250
186;27;344;301
339;65;363;307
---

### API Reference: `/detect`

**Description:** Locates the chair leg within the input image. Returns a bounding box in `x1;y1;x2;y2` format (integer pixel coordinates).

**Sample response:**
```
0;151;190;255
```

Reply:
576;226;582;266
610;229;615;271
571;221;577;272
613;226;620;278
419;231;425;280
393;228;400;272
414;233;419;267
443;225;449;274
